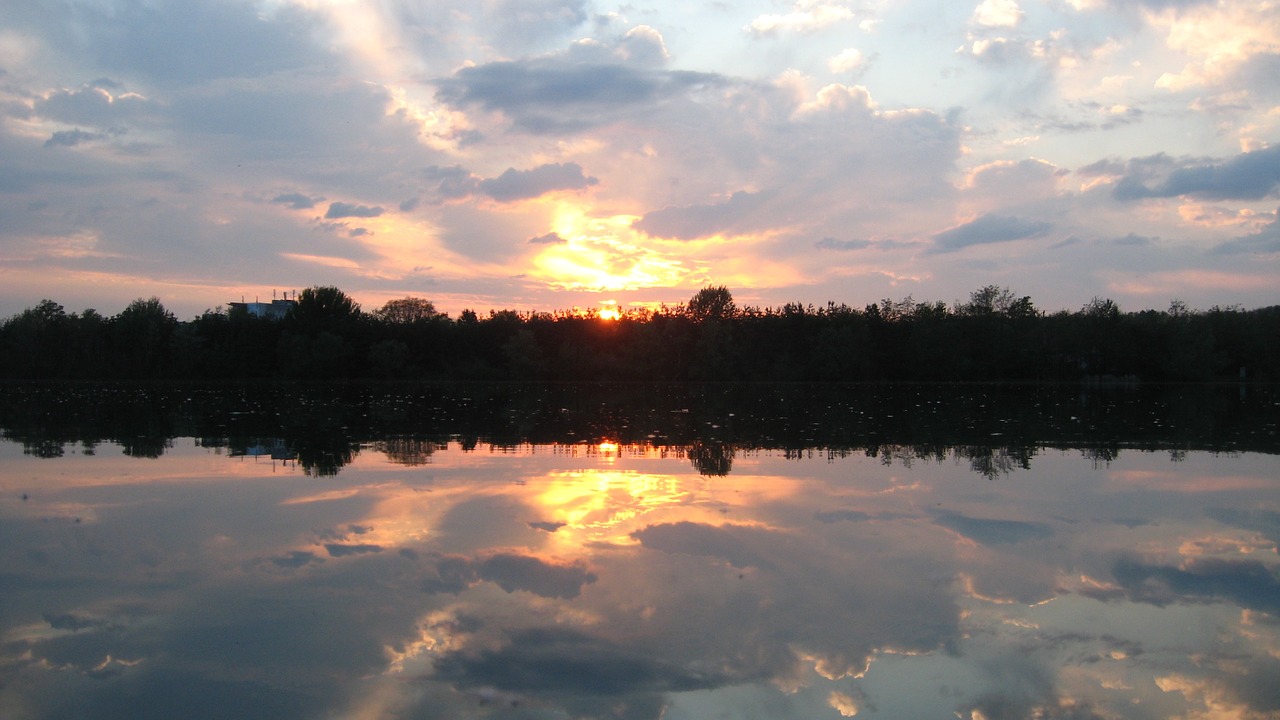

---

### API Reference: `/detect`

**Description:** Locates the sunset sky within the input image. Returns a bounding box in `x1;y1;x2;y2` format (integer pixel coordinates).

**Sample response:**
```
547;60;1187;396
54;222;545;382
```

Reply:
2;0;1278;319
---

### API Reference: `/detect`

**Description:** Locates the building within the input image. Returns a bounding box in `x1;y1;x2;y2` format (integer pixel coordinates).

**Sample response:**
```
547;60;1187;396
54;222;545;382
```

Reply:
229;292;297;320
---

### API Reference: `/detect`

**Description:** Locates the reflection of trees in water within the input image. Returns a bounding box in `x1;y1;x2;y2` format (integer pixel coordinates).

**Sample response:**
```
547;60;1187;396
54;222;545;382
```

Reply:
13;436;67;458
865;444;950;468
3;383;1277;477
119;435;173;459
955;445;1035;480
374;437;443;466
292;433;361;477
1080;445;1121;468
687;441;734;476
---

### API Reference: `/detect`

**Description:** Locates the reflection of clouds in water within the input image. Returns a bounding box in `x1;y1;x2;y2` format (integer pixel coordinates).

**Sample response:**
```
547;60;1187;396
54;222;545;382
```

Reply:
2;441;1279;719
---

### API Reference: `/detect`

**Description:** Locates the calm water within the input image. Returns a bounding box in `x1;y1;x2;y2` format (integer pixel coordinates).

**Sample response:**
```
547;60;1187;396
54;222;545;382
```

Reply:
1;383;1278;720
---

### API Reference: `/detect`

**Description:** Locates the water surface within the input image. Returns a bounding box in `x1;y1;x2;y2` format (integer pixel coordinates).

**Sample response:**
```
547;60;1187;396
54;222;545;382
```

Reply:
1;383;1278;719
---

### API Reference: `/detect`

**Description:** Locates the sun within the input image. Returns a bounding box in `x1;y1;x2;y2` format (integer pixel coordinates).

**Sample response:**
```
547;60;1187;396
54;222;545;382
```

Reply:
599;302;621;321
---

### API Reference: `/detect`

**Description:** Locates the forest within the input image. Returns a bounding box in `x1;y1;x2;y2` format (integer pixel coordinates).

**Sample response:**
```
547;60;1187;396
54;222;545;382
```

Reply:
1;285;1277;382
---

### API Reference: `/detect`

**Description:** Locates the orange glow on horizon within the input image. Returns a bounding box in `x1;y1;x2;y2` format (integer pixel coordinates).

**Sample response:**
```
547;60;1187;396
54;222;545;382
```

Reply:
599;300;621;321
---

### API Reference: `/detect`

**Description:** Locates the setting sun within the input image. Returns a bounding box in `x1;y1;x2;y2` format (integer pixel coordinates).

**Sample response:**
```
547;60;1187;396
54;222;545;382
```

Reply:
599;301;621;321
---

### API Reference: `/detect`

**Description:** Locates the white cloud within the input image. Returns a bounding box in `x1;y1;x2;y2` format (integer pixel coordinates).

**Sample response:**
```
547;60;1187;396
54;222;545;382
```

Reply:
971;0;1023;28
828;48;866;74
746;2;856;36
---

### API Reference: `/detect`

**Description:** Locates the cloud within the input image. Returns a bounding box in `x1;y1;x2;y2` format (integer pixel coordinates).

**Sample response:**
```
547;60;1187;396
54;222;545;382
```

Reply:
33;85;147;127
1211;210;1280;255
43;129;111;148
42;612;114;632
324;543;384;556
970;0;1023;27
325;202;385;219
476;553;597;598
1113;146;1280;202
815;237;872;251
633;191;769;240
422;165;480;201
932;510;1053;545
435;59;725;133
528;232;567;245
746;2;856;36
529;520;567;531
433;627;728;697
631;521;764;568
1095;232;1158;248
271;550;322;568
1109;556;1280;614
272;193;319;210
418;552;597;598
483;0;591;52
827;48;866;74
478;162;598;202
71;0;328;87
931;214;1053;253
615;26;670;67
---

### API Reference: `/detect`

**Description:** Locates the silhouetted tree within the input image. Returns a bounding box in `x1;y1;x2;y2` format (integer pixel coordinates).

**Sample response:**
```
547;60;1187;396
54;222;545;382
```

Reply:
110;297;177;378
686;286;737;322
289;286;363;333
375;297;442;324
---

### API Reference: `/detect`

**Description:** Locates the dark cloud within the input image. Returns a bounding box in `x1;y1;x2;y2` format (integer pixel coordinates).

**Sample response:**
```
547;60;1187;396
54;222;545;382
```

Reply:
1109;556;1280;613
1111;232;1157;247
421;554;478;594
171;75;408;150
43;129;111;148
931;214;1053;253
815;237;872;251
1205;507;1280;545
476;553;597;598
528;520;567;531
75;0;328;87
1113;146;1280;201
814;510;874;522
932;510;1053;545
631;521;765;568
487;0;590;50
433;627;730;696
323;543;384;557
435;59;724;133
272;193;318;210
271;550;321;568
33;85;146;127
528;231;567;245
421;165;479;200
417;552;596;598
478;162;598;202
324;202;384;219
815;510;912;523
1077;158;1127;177
42;612;112;632
633;191;768;240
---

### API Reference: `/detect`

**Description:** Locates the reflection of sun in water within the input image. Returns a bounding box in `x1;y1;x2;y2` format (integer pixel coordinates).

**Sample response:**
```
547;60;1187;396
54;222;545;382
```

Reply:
533;470;699;545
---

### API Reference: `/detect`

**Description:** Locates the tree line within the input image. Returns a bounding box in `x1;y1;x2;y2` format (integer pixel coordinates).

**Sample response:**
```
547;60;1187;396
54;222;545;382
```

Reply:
1;285;1277;381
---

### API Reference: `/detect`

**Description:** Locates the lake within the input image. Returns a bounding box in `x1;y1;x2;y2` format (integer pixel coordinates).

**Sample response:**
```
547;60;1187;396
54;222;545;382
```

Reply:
1;382;1278;719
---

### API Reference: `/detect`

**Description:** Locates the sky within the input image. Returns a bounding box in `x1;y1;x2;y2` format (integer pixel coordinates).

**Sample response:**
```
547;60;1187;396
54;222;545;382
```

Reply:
1;0;1279;320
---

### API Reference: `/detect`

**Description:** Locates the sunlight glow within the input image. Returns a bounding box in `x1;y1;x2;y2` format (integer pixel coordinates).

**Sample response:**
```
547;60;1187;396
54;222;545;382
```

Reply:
530;205;693;291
